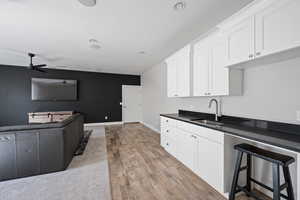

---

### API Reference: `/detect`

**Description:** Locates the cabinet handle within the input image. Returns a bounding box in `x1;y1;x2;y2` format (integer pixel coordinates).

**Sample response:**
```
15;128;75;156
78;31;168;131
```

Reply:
166;130;169;133
249;54;254;58
166;120;169;123
256;52;261;56
191;135;197;139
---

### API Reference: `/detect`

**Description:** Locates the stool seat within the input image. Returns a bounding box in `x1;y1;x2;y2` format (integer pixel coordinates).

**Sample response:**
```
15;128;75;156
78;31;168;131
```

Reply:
235;143;295;166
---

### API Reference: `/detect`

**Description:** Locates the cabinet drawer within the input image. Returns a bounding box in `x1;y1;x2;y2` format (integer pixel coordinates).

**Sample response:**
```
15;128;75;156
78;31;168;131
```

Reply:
161;117;177;127
177;120;224;144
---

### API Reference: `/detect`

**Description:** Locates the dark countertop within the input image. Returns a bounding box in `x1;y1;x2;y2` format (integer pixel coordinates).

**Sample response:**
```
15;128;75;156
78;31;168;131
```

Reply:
0;113;81;133
161;110;300;153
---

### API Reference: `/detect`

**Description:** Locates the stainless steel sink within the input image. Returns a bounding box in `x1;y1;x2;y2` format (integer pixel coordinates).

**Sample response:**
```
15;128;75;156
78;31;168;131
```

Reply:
192;119;224;126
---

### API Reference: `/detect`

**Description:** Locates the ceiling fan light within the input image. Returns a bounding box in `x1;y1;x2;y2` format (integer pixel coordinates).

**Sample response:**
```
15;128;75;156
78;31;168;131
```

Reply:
78;0;96;7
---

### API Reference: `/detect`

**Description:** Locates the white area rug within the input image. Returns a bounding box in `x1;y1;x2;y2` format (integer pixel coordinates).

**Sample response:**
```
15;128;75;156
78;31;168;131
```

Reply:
0;126;111;200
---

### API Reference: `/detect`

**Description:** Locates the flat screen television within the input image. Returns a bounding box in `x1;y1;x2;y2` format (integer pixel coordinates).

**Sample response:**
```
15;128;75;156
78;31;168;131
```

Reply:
32;78;78;101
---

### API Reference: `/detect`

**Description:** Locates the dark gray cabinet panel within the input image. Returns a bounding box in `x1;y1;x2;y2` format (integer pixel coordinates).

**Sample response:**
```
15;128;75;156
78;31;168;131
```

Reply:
16;131;39;177
39;130;64;173
0;134;16;180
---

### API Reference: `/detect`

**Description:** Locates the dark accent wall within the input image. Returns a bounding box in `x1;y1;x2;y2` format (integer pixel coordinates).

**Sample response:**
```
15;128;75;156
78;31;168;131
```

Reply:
0;65;140;126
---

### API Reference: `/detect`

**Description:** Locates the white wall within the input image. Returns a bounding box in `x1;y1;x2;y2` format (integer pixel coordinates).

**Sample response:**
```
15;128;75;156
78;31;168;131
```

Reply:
141;57;300;131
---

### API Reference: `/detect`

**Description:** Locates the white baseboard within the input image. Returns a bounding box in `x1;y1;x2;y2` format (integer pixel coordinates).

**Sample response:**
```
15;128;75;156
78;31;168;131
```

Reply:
84;121;124;127
140;121;160;133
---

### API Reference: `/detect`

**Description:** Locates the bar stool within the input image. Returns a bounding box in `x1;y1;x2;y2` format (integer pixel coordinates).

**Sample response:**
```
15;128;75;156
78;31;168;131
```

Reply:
229;143;295;200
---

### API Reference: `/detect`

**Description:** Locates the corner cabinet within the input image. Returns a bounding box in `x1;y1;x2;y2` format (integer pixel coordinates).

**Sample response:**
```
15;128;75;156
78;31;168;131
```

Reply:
193;32;243;97
166;45;191;98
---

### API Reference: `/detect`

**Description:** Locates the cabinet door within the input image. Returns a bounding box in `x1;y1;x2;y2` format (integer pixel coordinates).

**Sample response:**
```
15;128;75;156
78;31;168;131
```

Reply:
255;0;300;57
166;57;177;97
178;131;198;172
176;45;191;97
226;17;255;66
197;137;224;193
16;131;39;177
0;134;17;181
193;39;210;96
39;130;63;173
211;35;229;96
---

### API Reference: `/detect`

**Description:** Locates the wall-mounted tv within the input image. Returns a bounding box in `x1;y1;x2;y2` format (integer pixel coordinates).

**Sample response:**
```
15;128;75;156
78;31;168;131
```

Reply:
32;78;78;101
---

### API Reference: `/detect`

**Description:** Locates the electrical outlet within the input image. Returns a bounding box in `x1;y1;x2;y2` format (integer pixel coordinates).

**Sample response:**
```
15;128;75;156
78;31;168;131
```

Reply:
297;111;300;121
105;116;108;120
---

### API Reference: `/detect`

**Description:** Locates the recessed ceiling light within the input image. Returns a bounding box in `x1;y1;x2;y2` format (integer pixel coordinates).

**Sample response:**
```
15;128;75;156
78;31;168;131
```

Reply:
78;0;96;7
90;44;101;50
89;39;101;50
174;1;186;11
89;39;99;43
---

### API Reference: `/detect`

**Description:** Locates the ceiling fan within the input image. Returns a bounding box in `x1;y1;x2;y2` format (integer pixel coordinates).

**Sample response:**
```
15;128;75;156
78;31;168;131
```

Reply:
28;53;47;73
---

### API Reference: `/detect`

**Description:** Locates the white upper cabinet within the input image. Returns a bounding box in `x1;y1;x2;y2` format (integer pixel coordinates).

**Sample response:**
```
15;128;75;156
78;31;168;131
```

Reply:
210;35;230;96
222;0;300;67
255;0;300;57
193;37;211;96
193;33;243;97
166;45;191;97
166;56;177;97
225;17;255;66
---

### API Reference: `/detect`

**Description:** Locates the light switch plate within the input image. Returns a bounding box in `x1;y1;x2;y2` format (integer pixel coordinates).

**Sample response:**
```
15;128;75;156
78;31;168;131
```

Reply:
297;111;300;121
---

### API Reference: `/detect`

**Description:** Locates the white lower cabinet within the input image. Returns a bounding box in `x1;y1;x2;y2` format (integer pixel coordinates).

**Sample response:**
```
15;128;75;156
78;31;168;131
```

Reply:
177;129;198;172
197;136;224;192
160;116;226;194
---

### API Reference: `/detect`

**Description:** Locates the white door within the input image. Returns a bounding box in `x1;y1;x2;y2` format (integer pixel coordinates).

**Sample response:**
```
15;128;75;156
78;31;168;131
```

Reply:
122;85;142;123
193;38;211;96
210;34;229;96
255;0;300;57
226;17;255;66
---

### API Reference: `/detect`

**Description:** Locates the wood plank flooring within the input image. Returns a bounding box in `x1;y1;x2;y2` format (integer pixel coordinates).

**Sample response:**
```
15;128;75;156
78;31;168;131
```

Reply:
105;123;270;200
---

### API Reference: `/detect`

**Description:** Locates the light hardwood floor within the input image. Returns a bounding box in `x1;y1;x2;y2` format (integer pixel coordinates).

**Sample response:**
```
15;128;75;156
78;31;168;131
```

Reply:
105;123;270;200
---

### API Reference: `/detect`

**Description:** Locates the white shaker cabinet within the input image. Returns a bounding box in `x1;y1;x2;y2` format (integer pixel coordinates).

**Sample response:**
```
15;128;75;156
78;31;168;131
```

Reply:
166;45;191;97
177;130;199;173
193;37;211;96
196;135;224;193
222;0;300;67
255;0;300;57
193;33;243;97
225;17;255;66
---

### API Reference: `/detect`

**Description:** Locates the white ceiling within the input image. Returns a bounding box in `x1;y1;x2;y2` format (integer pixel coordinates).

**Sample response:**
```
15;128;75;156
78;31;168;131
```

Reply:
0;0;254;75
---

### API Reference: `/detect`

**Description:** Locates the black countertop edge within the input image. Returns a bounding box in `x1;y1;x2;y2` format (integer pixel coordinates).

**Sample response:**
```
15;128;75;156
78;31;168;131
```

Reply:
0;113;82;133
160;110;300;153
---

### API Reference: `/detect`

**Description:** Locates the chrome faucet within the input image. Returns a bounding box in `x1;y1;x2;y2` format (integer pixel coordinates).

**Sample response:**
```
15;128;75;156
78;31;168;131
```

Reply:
208;98;219;121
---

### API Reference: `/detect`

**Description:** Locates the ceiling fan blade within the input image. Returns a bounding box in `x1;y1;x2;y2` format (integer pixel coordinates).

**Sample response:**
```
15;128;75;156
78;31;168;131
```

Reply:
34;64;47;68
34;68;46;73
